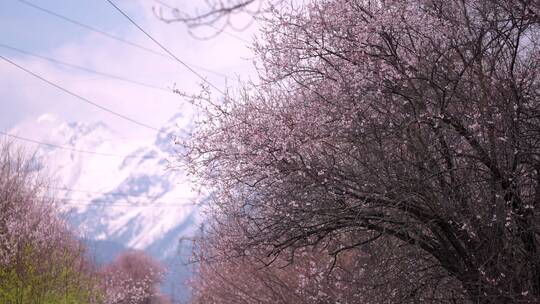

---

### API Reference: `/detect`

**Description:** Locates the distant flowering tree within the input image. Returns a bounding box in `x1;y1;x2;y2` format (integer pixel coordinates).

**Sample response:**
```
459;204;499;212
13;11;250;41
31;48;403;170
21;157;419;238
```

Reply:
101;250;167;304
0;142;102;303
184;0;540;303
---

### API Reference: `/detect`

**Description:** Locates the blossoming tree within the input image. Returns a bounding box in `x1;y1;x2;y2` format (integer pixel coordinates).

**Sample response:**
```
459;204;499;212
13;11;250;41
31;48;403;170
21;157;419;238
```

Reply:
185;0;540;303
0;142;102;303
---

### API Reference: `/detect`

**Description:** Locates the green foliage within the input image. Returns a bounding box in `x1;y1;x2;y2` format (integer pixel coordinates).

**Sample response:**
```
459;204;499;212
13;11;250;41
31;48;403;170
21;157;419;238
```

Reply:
0;143;104;303
0;243;103;304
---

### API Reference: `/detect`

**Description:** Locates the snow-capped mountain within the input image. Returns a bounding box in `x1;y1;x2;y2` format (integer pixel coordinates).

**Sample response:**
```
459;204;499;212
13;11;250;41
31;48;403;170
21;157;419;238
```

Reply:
9;112;202;298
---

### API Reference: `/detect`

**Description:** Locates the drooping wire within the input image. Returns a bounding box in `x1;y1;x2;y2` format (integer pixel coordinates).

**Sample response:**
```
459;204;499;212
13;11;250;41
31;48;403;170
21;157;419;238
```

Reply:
0;131;159;159
15;0;227;78
0;43;171;92
0;55;168;135
105;0;229;98
49;196;201;207
48;186;194;201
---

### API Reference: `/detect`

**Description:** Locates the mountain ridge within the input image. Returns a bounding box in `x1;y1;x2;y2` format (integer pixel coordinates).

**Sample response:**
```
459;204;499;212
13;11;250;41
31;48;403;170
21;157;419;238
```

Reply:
10;112;201;299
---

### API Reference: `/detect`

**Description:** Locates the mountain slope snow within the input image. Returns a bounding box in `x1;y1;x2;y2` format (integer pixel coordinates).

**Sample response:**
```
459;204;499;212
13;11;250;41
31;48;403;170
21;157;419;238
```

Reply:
9;112;201;298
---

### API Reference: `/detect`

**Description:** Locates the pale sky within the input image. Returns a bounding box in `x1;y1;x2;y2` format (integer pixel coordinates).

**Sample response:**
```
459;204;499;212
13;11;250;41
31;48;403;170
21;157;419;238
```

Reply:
0;1;257;298
0;0;257;141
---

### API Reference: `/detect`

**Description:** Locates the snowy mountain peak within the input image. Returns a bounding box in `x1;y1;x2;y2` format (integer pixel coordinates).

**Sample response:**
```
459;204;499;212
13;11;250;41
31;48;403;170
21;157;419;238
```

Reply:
11;113;200;297
12;113;201;258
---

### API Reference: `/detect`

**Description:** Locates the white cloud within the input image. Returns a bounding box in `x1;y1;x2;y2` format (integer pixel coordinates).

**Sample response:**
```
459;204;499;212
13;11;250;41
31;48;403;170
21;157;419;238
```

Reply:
0;0;257;140
37;113;58;123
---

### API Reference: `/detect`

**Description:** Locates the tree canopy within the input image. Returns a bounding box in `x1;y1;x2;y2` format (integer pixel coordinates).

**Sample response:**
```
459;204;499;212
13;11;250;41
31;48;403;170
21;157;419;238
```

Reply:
185;1;540;303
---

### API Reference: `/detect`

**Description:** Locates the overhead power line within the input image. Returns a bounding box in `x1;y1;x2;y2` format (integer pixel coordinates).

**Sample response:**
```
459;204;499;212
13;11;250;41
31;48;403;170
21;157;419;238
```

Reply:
16;0;157;53
105;0;229;97
15;0;227;78
0;55;167;134
4;76;109;88
0;43;171;92
51;196;200;207
48;186;194;201
0;130;159;159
